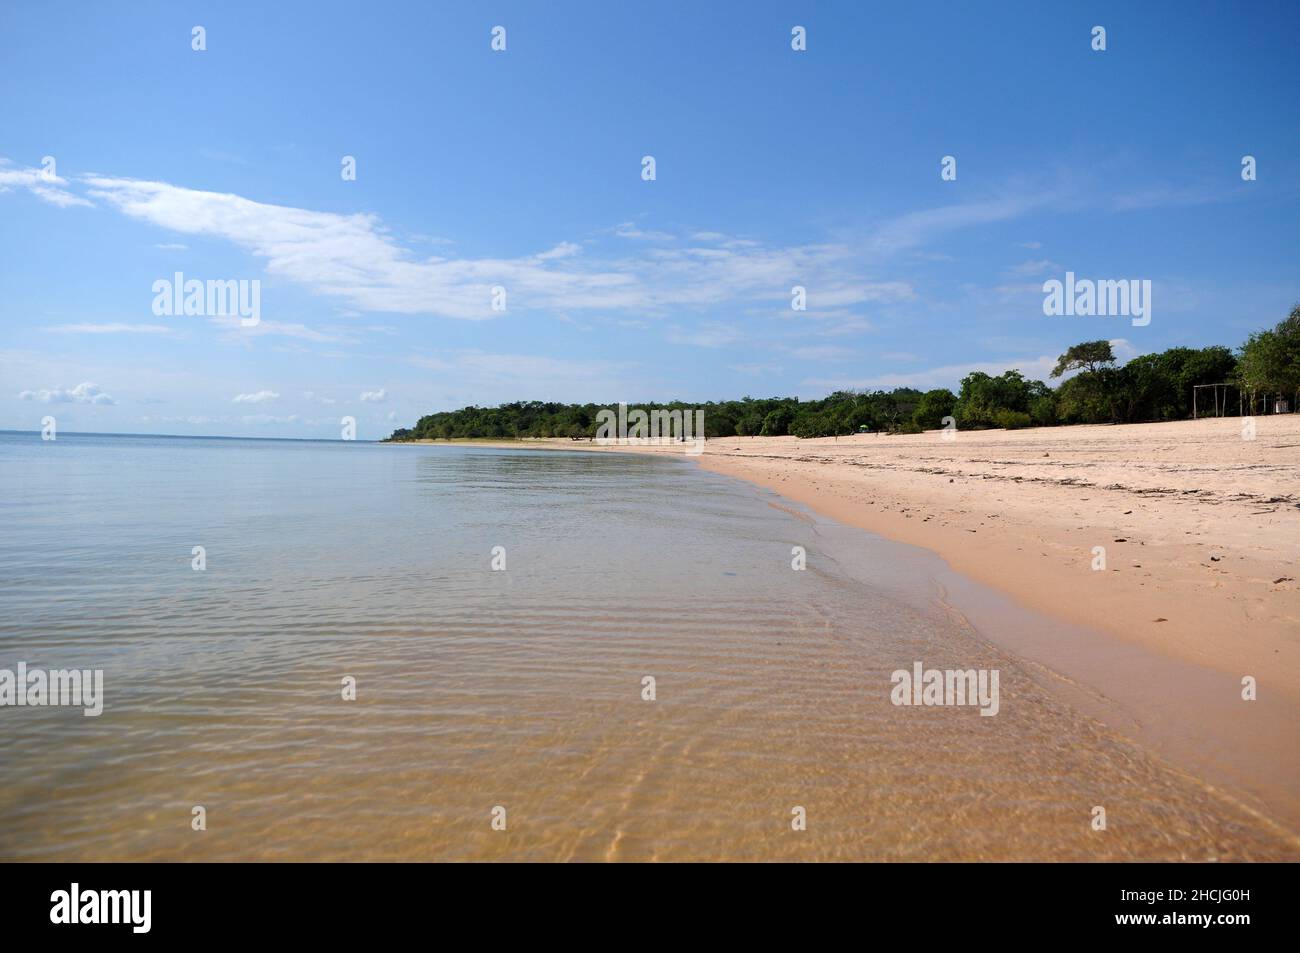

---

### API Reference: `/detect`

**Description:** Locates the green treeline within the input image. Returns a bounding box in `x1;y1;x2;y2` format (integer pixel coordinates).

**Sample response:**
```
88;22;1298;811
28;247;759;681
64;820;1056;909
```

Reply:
388;307;1300;441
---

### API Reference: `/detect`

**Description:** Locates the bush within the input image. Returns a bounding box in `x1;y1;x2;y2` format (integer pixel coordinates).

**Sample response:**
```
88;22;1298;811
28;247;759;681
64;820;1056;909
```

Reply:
1029;395;1057;427
994;409;1032;430
791;414;835;438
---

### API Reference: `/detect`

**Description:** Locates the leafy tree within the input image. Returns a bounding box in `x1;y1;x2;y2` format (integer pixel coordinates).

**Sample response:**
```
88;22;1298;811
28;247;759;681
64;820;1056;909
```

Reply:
1051;340;1116;378
761;406;796;436
912;389;957;430
735;412;764;437
954;370;1042;428
1238;305;1300;403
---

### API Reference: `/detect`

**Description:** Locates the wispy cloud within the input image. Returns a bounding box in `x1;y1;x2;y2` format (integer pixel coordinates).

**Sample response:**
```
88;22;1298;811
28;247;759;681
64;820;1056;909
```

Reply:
231;390;279;403
407;351;637;399
37;173;913;324
18;381;115;404
50;323;176;335
868;192;1051;255
805;354;1062;391
666;322;747;348
788;345;856;361
728;362;783;376
1005;259;1060;278
0;163;92;208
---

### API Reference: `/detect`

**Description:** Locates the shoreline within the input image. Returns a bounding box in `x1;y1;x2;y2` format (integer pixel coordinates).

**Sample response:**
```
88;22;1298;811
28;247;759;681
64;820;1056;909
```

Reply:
390;418;1300;837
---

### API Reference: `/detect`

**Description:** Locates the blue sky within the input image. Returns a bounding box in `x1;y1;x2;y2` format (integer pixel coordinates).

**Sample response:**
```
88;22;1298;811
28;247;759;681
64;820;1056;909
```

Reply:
2;0;1297;438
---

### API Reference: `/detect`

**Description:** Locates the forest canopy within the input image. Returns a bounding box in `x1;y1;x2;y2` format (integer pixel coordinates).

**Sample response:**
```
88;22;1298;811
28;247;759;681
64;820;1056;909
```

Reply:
388;307;1300;441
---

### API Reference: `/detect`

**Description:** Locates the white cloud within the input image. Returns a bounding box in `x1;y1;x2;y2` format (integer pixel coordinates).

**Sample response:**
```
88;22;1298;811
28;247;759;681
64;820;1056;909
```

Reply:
18;381;115;404
64;174;912;322
554;313;594;331
0;165;92;208
782;308;875;337
804;283;915;307
359;388;387;402
789;345;856;361
50;323;175;334
614;222;676;242
241;414;300;425
232;390;279;403
80;175;644;320
408;351;635;391
536;242;580;260
1109;338;1143;362
1006;259;1060;278
805;354;1061;391
208;314;347;343
666;322;745;348
868;193;1050;255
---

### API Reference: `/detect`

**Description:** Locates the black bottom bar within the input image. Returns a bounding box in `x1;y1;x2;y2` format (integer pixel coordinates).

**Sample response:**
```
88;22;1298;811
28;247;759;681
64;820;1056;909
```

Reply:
6;861;1289;941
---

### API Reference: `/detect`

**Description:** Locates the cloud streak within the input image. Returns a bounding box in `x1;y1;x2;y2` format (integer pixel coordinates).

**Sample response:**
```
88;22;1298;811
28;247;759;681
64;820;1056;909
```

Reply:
18;381;115;404
0;163;92;208
55;172;919;324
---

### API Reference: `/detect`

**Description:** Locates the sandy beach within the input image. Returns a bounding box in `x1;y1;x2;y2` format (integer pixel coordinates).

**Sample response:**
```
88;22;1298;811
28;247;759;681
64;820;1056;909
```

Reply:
711;418;1300;694
417;415;1300;838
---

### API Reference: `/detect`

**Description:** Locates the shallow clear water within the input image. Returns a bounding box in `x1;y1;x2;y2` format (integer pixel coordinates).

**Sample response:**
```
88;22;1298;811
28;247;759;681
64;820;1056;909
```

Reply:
0;432;1291;860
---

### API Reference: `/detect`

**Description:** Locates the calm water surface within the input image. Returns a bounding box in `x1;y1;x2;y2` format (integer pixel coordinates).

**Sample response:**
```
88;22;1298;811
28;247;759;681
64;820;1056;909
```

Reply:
0;432;1291;860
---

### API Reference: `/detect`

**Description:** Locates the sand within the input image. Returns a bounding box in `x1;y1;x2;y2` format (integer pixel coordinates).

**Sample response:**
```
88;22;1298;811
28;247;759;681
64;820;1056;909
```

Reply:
704;419;1300;694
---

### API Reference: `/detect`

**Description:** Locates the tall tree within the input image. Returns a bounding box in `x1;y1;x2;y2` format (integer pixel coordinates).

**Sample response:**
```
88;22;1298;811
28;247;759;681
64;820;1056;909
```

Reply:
1051;340;1116;378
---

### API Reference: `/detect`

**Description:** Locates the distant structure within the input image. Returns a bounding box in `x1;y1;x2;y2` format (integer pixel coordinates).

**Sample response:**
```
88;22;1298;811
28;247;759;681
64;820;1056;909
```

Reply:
1194;382;1297;417
1192;383;1238;418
